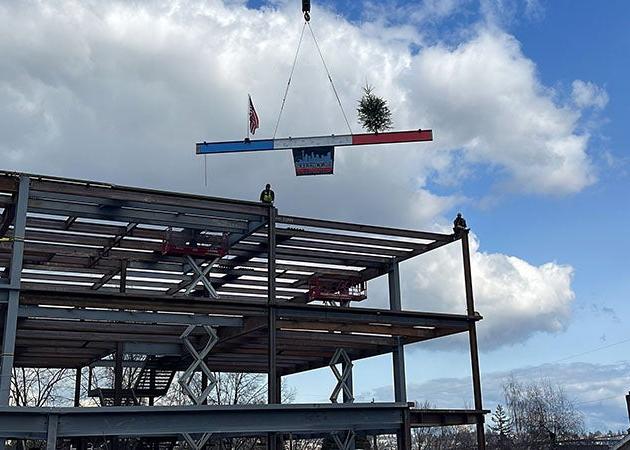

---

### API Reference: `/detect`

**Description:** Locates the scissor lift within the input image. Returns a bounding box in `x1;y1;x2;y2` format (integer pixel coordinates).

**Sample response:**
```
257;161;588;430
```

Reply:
308;277;367;303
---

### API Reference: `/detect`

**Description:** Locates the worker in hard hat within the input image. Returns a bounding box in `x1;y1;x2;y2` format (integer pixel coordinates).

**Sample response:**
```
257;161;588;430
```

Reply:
453;213;468;236
260;183;275;205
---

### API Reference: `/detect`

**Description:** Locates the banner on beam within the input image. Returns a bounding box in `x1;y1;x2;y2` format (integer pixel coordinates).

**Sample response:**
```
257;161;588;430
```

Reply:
292;146;334;176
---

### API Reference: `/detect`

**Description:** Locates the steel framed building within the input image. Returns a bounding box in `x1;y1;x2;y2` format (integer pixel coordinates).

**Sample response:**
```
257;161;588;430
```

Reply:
0;171;487;449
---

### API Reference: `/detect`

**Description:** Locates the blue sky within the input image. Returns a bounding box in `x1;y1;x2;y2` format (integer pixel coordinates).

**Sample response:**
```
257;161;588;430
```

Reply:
276;0;630;429
1;0;629;431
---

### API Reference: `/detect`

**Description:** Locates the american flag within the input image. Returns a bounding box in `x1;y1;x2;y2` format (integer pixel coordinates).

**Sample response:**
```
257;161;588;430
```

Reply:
249;95;259;135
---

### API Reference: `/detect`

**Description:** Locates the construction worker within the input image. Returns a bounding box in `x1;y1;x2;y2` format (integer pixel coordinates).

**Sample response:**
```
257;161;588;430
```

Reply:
453;213;468;236
260;183;275;205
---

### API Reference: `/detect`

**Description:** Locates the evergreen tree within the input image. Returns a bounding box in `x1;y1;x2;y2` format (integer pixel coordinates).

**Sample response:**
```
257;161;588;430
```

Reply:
490;404;513;448
357;84;393;133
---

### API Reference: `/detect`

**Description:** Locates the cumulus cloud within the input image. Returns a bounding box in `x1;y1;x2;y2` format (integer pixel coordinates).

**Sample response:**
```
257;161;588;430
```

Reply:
396;232;575;349
0;1;599;347
572;80;609;110
363;361;630;431
409;31;596;194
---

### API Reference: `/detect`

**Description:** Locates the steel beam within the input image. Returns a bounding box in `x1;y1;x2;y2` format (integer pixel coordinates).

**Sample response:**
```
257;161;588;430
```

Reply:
389;263;408;450
462;231;486;450
0;175;29;405
388;264;407;403
0;403;409;438
17;305;243;327
74;368;81;407
46;415;58;450
267;206;279;450
276;215;452;242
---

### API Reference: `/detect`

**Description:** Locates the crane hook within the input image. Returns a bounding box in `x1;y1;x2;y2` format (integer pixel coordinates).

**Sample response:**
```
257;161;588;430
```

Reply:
302;0;311;22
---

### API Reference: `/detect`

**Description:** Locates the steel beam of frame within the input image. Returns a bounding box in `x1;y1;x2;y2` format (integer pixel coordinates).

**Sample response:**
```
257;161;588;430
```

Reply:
388;263;409;450
0;403;410;439
267;206;279;450
276;215;452;242
88;223;137;268
0;175;29;405
275;304;473;330
0;201;15;238
27;198;247;233
17;305;243;327
196;130;433;154
388;263;407;403
46;414;58;450
462;231;486;450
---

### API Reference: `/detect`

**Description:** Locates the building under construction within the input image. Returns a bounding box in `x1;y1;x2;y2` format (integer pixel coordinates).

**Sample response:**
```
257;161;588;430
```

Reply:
0;171;487;449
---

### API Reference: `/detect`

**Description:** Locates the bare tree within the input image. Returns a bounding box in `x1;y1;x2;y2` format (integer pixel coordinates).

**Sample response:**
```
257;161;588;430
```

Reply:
10;367;74;407
503;376;584;448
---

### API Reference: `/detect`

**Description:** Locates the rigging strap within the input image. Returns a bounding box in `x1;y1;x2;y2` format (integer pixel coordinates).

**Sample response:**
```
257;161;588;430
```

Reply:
273;20;353;138
307;21;353;135
273;21;307;139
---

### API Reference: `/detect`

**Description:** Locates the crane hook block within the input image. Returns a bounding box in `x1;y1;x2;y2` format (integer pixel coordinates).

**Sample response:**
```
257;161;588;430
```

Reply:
302;0;311;21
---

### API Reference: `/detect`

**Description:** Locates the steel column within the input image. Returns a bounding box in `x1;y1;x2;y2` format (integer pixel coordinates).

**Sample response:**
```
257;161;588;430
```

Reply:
114;343;123;407
461;231;486;450
267;206;279;450
389;263;409;449
74;368;81;407
119;259;127;294
46;415;58;450
0;176;29;406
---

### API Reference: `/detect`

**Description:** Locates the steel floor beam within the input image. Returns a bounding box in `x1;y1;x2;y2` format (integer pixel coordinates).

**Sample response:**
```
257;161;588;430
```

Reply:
0;403;487;439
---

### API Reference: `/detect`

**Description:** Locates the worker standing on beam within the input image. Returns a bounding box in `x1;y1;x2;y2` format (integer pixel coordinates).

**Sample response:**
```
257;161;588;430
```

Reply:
260;183;275;205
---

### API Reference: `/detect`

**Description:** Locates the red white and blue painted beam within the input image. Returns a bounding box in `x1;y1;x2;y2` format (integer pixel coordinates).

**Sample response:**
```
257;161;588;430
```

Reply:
196;129;433;154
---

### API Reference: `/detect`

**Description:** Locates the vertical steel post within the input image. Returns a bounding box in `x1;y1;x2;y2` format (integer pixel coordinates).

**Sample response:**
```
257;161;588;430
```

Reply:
201;372;208;406
119;259;127;294
0;175;29;406
626;392;630;426
74;367;82;407
342;359;355;450
461;231;486;450
267;206;279;450
114;342;123;407
388;263;407;402
46;415;58;450
389;263;409;449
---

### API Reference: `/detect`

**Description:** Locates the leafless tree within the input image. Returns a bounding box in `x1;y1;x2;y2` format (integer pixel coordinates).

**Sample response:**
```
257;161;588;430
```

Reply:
157;371;296;450
10;367;74;407
503;376;584;448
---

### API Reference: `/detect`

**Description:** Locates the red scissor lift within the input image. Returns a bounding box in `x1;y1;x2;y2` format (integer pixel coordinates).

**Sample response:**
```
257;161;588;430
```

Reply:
308;277;367;303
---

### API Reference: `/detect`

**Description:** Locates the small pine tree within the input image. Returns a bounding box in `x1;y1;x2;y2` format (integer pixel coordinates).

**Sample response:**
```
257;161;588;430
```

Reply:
357;84;393;133
490;404;513;448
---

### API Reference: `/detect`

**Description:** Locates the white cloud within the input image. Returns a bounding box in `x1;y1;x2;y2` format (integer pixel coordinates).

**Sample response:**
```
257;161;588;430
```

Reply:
0;1;602;347
399;232;574;349
572;80;609;110
408;31;596;194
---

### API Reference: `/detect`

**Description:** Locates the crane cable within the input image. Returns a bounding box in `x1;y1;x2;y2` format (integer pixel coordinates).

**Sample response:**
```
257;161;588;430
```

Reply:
307;21;353;135
273;14;353;138
273;21;307;139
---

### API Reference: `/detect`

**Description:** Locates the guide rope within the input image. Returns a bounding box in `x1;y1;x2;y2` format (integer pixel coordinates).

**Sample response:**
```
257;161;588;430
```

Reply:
273;16;353;138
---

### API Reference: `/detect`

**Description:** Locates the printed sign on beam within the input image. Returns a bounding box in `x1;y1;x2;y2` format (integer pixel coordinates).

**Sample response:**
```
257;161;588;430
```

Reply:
292;146;335;176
